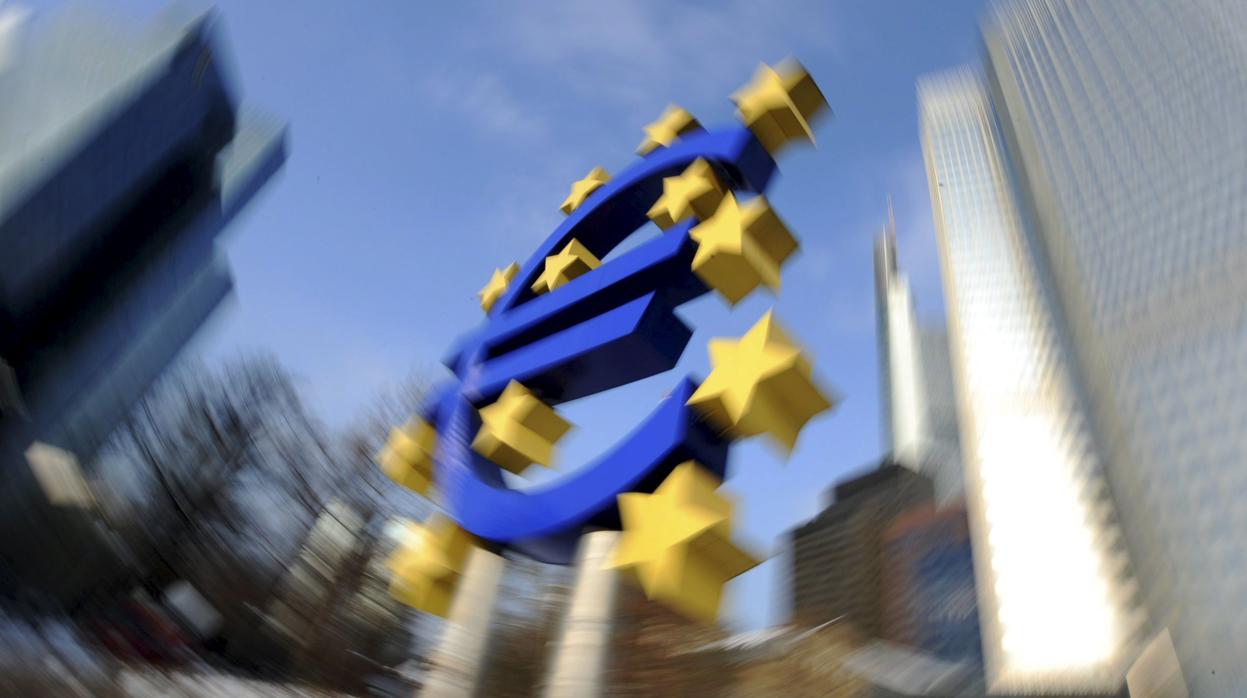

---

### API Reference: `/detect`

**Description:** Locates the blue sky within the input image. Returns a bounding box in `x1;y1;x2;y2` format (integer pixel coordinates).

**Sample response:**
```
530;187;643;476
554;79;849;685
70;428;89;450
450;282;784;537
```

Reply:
26;0;989;629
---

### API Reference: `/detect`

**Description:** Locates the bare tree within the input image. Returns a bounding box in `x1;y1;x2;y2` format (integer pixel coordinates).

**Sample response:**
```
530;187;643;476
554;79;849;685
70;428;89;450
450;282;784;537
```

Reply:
478;555;573;698
262;369;439;691
334;369;438;521
78;355;442;687
90;353;338;663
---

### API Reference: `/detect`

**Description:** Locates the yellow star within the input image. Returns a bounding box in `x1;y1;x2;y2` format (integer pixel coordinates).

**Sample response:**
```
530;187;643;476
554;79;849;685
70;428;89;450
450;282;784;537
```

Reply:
688;193;798;304
471;381;572;475
636;104;703;156
530;238;601;295
647;158;726;230
478;262;519;313
560;166;611;215
608;461;759;624
376;417;438;495
387;514;476;617
686;311;835;452
731;59;829;154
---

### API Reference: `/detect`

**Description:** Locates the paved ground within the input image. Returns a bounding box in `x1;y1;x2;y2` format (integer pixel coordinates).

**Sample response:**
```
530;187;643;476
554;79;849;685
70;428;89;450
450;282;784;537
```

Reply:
0;613;376;696
118;669;351;697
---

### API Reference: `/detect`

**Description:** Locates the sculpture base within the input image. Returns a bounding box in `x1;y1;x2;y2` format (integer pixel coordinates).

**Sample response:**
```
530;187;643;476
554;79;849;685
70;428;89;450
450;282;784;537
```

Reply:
419;547;506;698
541;530;622;698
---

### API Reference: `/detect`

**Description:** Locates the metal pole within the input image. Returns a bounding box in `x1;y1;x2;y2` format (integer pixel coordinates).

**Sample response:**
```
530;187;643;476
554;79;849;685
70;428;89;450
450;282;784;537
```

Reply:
541;530;622;698
420;546;507;698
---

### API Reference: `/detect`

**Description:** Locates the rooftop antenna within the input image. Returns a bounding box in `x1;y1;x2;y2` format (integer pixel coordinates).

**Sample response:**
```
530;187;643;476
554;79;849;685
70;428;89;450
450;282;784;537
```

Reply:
886;193;896;239
876;193;899;277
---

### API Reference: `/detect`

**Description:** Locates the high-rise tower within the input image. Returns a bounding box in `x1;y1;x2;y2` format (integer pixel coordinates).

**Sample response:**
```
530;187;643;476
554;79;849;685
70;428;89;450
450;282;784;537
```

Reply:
0;6;286;600
874;202;964;503
919;70;1144;694
980;2;1247;694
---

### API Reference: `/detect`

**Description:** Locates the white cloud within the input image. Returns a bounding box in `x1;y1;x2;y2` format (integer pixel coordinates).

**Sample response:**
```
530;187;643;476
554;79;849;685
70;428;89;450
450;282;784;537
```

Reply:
413;0;843;251
419;69;550;142
451;0;841;121
0;3;31;73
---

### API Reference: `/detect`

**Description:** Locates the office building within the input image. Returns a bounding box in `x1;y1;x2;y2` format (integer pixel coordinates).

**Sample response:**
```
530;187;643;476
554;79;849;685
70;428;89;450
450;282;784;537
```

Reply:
923;1;1247;694
879;504;981;665
874;213;964;503
0;6;285;599
788;462;986;696
920;69;1144;693
982;2;1247;695
790;462;934;635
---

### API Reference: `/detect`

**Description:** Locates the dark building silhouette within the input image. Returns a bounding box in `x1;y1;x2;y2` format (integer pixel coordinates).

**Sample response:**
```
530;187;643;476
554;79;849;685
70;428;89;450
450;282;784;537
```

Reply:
0;5;285;602
789;462;933;636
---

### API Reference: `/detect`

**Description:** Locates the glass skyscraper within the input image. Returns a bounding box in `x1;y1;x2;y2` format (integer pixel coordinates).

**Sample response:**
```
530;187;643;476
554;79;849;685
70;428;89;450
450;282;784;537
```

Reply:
982;2;1247;695
919;70;1143;693
923;1;1247;694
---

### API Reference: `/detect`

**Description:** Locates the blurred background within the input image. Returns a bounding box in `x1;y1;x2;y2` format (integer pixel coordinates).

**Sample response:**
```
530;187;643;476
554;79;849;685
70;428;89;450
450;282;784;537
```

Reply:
0;0;1241;696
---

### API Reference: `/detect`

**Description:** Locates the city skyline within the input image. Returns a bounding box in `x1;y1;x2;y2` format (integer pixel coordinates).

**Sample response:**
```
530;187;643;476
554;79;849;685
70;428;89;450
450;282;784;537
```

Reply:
3;1;1244;695
10;0;991;631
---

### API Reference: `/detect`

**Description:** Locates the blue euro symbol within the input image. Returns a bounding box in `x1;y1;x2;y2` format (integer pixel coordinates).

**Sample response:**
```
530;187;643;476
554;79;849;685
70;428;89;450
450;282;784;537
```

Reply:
427;126;777;563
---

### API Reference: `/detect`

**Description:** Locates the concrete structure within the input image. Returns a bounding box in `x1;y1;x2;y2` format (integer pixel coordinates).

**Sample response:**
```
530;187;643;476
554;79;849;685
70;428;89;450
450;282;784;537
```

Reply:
839;640;978;698
0;6;285;458
874;212;964;503
0;5;285;601
789;462;933;635
920;68;1145;694
982;2;1247;694
419;547;507;698
542;530;621;698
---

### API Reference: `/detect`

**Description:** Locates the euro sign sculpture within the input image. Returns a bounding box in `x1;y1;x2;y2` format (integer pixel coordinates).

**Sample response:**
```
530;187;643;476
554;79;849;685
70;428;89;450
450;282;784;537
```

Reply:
382;61;836;624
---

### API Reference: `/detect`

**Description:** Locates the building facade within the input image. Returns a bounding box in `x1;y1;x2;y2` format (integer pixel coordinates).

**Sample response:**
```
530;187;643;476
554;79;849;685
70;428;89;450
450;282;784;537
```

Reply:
874;225;965;504
879;504;981;665
919;70;1144;693
789;463;934;636
0;6;285;600
982;2;1247;694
